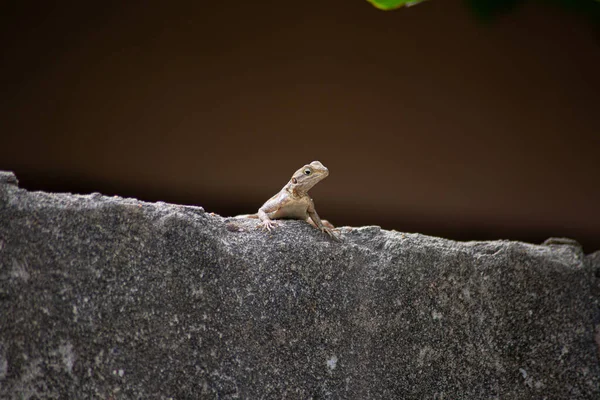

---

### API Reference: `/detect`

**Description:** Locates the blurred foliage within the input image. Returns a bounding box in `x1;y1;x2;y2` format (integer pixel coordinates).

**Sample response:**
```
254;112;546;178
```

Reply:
367;0;429;10
368;0;600;24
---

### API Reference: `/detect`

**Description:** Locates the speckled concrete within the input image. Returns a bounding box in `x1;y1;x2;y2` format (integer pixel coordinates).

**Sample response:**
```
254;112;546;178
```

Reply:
1;171;599;399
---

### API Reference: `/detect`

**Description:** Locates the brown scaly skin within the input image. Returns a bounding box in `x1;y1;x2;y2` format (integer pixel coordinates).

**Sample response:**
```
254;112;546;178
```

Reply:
236;161;339;239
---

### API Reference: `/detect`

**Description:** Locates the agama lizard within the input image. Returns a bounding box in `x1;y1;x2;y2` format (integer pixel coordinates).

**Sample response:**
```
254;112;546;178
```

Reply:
236;161;338;239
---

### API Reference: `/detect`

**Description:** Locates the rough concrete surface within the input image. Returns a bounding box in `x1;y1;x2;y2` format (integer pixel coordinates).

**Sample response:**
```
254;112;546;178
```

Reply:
0;171;599;399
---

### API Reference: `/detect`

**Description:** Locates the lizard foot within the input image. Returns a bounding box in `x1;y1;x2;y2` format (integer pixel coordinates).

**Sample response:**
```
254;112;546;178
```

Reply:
259;220;278;232
322;226;342;241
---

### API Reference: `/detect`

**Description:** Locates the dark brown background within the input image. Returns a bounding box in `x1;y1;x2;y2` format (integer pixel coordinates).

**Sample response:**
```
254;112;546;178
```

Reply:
1;1;599;250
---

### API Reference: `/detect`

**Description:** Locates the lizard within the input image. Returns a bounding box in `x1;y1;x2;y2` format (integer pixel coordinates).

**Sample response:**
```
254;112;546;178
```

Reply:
235;161;338;239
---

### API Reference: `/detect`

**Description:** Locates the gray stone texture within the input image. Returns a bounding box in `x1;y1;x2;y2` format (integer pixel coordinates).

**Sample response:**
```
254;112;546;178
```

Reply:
0;171;599;399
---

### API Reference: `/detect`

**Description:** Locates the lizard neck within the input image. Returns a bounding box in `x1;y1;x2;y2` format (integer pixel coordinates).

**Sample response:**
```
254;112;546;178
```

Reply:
284;181;308;198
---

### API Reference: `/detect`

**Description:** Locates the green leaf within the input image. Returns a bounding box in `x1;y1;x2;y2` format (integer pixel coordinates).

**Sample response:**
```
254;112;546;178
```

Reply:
367;0;429;10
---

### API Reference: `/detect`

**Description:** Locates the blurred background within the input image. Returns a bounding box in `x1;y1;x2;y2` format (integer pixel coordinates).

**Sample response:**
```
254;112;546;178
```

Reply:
1;0;599;251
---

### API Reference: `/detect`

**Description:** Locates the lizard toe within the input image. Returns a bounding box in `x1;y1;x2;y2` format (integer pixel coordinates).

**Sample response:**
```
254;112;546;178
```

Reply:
322;226;342;241
260;220;277;232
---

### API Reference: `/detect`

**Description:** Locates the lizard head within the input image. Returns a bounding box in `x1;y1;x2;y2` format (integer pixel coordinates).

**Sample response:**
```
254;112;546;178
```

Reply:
290;161;329;192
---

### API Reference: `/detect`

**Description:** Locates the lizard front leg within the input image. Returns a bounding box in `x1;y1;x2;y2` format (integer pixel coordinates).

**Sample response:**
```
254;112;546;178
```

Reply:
257;208;278;231
307;218;334;229
257;193;283;232
307;204;339;240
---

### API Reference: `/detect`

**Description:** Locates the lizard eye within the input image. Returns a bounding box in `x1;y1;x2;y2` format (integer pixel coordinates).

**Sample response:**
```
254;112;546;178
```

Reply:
304;169;311;175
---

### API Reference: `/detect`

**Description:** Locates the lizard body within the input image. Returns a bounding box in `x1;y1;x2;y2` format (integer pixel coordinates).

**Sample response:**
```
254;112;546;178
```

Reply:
236;161;337;238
